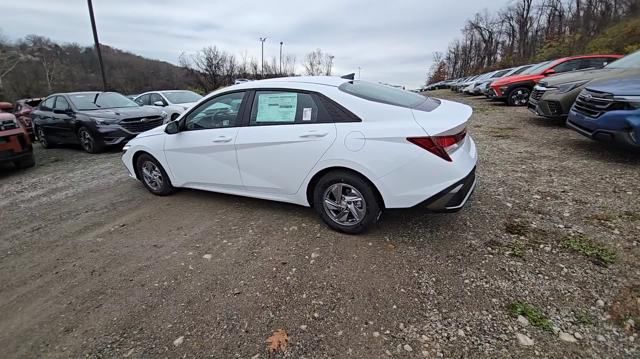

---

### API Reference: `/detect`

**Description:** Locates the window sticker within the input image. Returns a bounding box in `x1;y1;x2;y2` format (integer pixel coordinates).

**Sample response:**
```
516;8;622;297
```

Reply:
256;93;297;122
302;107;312;121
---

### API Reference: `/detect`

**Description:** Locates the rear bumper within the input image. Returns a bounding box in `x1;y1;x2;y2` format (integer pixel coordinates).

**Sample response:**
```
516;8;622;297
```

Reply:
0;145;33;164
0;131;32;163
420;167;477;212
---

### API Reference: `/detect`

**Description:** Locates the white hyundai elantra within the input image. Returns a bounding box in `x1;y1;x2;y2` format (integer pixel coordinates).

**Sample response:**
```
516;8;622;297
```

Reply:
122;76;477;233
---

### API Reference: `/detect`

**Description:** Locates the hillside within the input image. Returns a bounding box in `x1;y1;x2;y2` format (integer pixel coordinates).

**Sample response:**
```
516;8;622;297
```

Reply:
0;34;195;102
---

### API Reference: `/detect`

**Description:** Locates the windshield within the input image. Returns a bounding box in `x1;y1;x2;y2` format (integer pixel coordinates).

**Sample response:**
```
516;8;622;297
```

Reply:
605;50;640;69
511;65;532;75
521;61;554;75
339;80;428;108
162;91;202;104
69;92;139;110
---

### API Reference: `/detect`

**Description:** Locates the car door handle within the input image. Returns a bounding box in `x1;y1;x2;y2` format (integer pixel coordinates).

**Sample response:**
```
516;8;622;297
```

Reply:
299;130;328;138
212;136;233;143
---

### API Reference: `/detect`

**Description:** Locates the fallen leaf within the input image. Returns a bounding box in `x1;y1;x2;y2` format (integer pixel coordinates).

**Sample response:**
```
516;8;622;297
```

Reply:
265;329;289;353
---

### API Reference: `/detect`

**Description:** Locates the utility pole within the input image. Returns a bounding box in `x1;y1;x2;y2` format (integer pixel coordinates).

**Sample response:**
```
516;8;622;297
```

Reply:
279;41;283;75
328;55;335;76
259;37;267;78
87;0;107;90
358;66;361;79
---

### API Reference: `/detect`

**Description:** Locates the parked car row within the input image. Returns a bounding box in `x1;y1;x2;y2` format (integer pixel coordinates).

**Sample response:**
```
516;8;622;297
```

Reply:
7;90;203;154
427;51;639;150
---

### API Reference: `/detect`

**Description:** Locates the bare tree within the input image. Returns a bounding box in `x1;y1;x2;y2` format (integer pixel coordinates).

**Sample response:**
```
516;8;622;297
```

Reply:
303;49;333;76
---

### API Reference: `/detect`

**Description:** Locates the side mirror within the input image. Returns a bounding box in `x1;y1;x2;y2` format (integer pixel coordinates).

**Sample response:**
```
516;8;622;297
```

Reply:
165;120;179;134
153;101;165;107
543;69;556;76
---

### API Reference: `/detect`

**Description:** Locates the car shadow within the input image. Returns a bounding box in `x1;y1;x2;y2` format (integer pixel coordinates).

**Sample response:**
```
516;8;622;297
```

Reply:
0;162;25;178
527;116;567;128
567;138;640;164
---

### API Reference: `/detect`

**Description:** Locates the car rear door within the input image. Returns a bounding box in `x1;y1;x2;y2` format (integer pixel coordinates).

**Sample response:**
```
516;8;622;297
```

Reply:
163;91;247;190
234;90;337;195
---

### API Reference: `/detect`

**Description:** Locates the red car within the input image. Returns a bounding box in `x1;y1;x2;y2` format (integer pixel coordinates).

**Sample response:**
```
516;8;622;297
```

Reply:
0;102;35;169
490;54;623;106
14;98;43;140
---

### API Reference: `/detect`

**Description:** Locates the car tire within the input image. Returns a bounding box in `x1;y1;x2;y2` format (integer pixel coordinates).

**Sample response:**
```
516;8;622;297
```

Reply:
77;126;104;154
37;127;51;149
14;153;35;169
170;113;180;121
136;153;176;196
313;171;382;234
507;87;531;106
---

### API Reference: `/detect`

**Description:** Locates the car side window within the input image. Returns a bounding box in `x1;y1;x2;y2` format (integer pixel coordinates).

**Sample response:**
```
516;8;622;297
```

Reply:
54;96;70;111
135;94;149;106
249;91;327;126
41;97;55;111
150;93;165;106
184;92;245;131
553;59;582;73
583;58;612;69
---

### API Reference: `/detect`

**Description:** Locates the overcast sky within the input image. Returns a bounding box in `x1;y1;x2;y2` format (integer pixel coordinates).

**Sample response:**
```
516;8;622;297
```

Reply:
1;0;506;89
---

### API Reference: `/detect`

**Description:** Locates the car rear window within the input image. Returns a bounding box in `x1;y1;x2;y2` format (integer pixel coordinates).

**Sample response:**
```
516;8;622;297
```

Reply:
339;81;440;111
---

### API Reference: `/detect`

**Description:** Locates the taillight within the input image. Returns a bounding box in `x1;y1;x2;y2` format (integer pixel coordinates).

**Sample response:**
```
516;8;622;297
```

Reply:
407;128;467;162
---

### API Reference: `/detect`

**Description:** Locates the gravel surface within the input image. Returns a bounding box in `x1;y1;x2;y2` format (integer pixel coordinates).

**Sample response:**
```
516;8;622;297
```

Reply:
1;90;638;358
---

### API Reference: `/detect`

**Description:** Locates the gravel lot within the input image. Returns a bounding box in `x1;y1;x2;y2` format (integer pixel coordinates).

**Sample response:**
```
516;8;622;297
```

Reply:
1;90;638;358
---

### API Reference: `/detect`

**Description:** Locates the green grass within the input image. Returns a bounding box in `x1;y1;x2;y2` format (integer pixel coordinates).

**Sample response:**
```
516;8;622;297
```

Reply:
509;302;553;332
575;310;595;326
563;235;616;267
508;241;525;258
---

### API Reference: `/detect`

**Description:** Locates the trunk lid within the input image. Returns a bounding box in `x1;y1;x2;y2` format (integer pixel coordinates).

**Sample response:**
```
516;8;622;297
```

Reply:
411;99;472;136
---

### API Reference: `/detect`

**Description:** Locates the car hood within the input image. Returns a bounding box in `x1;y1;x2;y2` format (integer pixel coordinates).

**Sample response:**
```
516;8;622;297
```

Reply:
492;74;543;87
78;106;162;120
586;72;640;95
135;123;168;139
538;68;623;87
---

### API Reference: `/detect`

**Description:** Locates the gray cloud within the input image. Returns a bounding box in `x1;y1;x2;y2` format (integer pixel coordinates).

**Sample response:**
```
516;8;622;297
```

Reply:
0;0;506;88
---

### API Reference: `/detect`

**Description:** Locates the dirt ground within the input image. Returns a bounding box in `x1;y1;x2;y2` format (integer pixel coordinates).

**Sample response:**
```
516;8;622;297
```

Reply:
1;90;639;358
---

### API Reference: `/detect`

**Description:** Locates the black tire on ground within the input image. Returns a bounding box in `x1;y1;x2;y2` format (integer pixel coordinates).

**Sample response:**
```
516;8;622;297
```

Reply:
507;86;531;106
36;127;51;149
135;153;176;196
170;113;180;121
14;153;35;169
312;170;382;234
77;126;105;154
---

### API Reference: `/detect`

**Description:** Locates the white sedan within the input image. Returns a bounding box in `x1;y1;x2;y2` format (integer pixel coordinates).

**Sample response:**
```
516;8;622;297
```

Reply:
122;77;477;234
134;90;202;122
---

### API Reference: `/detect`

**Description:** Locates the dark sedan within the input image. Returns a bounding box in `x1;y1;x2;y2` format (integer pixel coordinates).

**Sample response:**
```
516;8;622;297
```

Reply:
32;92;167;153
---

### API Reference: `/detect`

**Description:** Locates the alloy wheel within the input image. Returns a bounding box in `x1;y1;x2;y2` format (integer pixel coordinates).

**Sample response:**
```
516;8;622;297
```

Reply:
141;161;163;191
323;183;367;226
78;128;94;152
511;89;530;106
38;128;47;147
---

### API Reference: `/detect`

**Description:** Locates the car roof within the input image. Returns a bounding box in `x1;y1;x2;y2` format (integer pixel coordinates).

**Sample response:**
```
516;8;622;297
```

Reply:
232;76;351;89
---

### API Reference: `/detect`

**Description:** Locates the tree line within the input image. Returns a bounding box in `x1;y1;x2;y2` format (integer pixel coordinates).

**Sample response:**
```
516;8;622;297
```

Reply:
0;29;335;102
427;0;640;83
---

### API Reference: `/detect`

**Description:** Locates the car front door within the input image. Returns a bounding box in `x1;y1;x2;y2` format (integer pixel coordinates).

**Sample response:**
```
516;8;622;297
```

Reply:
163;91;247;190
235;90;337;195
51;96;76;143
